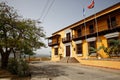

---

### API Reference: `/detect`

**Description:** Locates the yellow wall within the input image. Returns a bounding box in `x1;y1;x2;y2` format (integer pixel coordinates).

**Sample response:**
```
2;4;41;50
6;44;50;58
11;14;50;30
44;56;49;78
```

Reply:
51;30;65;61
80;59;120;69
82;40;89;58
96;37;108;58
51;47;60;61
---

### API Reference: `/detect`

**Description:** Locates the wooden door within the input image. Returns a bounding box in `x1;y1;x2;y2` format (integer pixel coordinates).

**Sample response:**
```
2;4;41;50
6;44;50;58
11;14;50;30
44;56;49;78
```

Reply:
66;45;70;56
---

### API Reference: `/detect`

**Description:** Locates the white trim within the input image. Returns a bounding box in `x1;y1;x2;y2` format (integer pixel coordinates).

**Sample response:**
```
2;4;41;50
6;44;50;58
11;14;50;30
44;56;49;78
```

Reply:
104;32;119;39
77;54;83;57
64;42;71;46
64;29;72;37
75;40;82;44
54;45;58;48
64;42;72;57
65;29;71;34
86;37;96;42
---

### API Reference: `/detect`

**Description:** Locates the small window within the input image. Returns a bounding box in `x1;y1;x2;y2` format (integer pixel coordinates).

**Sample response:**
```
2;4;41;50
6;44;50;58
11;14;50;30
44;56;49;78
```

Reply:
107;37;119;57
76;43;82;55
77;29;82;37
66;33;71;41
107;18;111;29
89;25;94;34
108;37;118;47
89;41;96;48
107;16;117;29
54;48;58;55
111;17;117;28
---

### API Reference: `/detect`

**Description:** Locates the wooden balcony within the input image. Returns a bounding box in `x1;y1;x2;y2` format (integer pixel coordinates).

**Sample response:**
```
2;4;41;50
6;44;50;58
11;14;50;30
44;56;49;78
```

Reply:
72;35;85;41
48;41;59;47
47;34;60;47
72;25;120;41
62;37;72;43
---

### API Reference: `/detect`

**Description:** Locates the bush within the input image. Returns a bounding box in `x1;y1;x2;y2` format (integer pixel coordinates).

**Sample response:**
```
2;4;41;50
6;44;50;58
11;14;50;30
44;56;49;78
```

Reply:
17;59;30;77
7;58;18;74
7;58;31;77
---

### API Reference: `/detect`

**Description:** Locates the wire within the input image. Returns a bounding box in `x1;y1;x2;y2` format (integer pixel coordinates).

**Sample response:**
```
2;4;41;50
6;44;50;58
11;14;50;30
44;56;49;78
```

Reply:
40;0;55;22
39;0;50;21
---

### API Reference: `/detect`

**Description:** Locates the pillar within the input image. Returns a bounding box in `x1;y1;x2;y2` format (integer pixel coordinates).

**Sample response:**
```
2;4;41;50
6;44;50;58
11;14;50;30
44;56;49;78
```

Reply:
82;40;89;59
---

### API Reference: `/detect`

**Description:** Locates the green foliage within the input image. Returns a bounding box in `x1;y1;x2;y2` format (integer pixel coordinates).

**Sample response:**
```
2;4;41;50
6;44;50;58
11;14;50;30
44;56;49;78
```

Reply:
0;2;46;68
106;39;120;57
89;46;103;56
7;58;30;77
7;58;18;74
17;59;30;77
0;1;46;55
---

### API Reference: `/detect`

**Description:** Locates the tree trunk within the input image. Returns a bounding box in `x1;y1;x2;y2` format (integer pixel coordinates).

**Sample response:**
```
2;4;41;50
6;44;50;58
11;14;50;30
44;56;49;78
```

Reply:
13;50;16;59
1;53;9;69
13;52;16;59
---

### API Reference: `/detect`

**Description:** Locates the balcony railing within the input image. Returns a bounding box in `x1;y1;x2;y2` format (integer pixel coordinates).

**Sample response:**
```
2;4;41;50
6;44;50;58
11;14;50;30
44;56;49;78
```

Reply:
48;41;59;47
62;37;72;43
72;35;83;40
72;24;120;41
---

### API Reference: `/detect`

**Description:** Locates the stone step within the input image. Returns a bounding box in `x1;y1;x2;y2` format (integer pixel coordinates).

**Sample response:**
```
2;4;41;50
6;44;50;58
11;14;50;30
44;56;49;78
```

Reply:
59;57;79;63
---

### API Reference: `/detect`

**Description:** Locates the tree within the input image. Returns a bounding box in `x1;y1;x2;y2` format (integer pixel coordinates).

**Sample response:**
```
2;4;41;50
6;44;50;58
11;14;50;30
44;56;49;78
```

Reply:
89;46;103;58
0;2;46;69
89;39;120;58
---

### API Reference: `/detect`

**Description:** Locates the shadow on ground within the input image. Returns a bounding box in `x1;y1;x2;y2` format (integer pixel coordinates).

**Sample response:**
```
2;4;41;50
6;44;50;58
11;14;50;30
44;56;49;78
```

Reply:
30;64;68;78
0;69;31;80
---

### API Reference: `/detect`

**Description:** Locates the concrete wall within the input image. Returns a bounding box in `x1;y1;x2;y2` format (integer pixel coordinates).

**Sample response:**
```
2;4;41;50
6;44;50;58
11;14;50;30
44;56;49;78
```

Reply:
80;59;120;69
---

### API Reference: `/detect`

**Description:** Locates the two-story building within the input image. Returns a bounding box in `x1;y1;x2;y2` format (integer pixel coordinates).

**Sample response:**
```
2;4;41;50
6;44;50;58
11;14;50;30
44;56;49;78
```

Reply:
47;2;120;62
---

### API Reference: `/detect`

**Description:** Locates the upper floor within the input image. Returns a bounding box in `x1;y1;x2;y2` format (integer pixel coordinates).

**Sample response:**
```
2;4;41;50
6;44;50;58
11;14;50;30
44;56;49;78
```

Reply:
48;2;120;46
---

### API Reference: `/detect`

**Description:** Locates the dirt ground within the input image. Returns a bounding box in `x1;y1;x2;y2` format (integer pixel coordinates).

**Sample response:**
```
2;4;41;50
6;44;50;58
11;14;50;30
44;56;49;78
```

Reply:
0;69;30;80
0;61;120;80
30;61;120;80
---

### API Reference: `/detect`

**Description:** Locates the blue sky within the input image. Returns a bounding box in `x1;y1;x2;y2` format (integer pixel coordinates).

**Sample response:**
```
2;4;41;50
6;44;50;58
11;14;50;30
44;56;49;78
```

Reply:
0;0;120;56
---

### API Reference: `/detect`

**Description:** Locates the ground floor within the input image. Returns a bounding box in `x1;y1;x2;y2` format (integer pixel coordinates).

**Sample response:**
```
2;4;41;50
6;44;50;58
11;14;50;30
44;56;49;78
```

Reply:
51;32;120;62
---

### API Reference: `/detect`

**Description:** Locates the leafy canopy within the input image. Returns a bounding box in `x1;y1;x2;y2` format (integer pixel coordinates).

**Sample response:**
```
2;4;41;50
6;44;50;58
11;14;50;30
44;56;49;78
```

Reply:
0;2;46;55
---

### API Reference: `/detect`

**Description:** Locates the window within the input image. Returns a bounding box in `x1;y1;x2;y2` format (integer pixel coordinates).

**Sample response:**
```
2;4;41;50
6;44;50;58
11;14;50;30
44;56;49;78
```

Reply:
107;37;119;57
54;48;58;55
107;16;117;29
89;25;94;34
107;37;118;47
89;41;96;55
66;32;71;41
76;43;82;55
77;29;82;37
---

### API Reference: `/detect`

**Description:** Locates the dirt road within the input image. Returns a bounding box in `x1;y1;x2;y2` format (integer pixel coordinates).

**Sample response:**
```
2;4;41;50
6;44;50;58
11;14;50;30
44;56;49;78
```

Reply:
30;61;120;80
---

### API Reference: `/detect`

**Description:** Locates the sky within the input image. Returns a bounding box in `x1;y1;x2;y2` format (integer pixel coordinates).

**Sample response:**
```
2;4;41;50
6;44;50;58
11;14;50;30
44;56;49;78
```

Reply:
0;0;120;57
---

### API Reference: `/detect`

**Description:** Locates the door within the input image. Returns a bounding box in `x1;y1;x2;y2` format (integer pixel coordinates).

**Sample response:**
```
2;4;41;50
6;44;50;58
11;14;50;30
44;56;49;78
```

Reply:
66;45;70;56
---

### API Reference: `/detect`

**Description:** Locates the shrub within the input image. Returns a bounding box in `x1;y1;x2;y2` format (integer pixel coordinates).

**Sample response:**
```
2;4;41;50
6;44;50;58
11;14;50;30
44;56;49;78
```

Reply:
7;58;18;74
7;58;31;77
17;59;30;77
